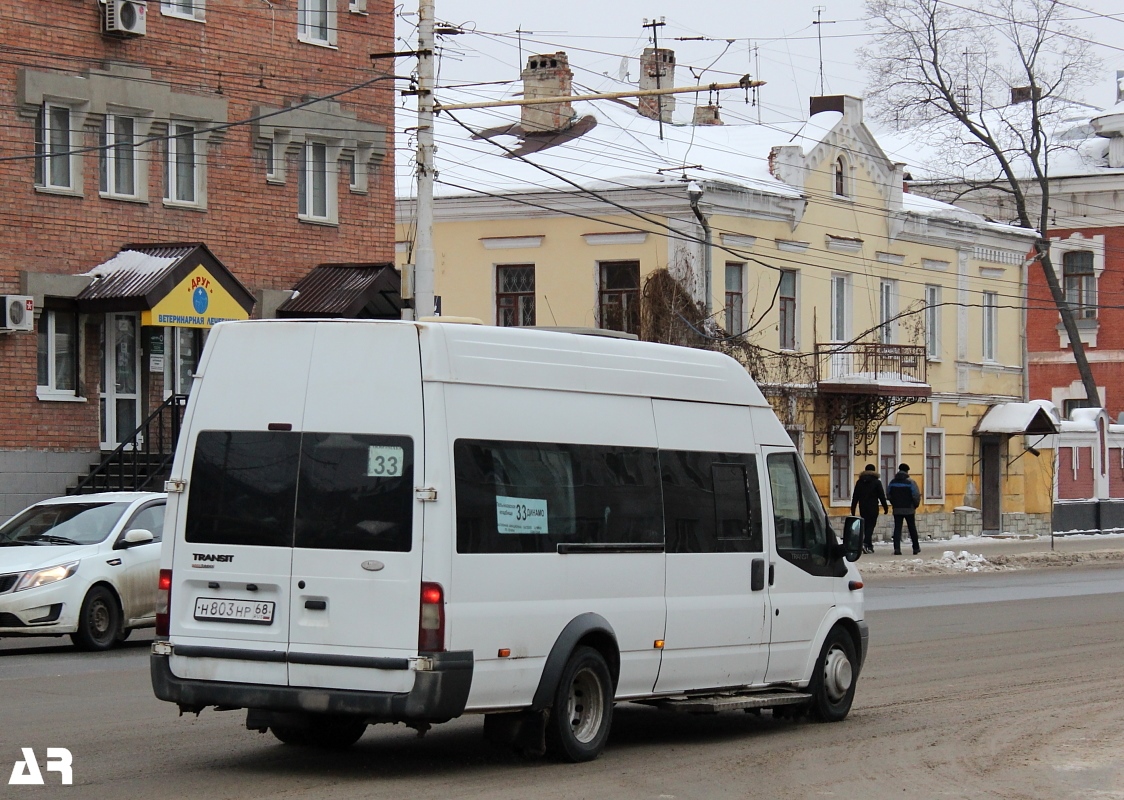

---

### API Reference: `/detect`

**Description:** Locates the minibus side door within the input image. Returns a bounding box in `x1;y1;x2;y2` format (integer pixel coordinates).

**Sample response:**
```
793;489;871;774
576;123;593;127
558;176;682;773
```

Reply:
761;448;845;683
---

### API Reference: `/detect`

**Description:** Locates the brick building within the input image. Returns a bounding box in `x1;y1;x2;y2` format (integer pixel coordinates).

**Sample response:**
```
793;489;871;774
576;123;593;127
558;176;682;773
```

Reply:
0;0;395;516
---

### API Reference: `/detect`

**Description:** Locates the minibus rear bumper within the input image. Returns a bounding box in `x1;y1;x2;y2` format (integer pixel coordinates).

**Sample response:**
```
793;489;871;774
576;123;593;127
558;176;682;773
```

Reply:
150;649;473;723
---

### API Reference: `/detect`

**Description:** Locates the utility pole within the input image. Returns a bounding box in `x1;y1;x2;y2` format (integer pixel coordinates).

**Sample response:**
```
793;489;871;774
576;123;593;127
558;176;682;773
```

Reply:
413;0;436;320
812;6;835;96
642;17;666;140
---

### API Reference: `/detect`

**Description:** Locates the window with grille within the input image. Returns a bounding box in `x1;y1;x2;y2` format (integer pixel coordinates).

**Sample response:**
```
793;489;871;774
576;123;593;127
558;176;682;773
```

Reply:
598;261;640;335
1063;250;1097;319
496;265;535;327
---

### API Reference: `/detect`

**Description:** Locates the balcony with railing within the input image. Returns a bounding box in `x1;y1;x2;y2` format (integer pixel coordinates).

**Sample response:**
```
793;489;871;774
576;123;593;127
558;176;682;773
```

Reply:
813;342;930;398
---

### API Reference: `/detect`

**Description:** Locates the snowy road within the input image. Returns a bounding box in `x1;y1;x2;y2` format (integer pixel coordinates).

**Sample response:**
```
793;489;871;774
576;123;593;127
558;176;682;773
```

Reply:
3;564;1124;798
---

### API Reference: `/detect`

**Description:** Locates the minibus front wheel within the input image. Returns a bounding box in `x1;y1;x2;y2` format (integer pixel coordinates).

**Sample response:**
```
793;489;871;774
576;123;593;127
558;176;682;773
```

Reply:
546;646;614;762
809;626;858;722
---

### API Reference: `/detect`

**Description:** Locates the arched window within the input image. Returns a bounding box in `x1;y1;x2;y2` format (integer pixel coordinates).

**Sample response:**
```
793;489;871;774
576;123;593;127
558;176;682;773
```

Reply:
834;156;847;197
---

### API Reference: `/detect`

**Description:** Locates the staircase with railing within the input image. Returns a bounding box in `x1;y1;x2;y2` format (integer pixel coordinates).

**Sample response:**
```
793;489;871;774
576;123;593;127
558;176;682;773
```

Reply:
69;394;188;495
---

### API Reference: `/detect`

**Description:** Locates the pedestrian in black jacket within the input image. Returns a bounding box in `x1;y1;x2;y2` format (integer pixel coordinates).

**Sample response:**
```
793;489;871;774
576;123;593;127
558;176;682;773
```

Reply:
887;463;922;555
850;463;889;553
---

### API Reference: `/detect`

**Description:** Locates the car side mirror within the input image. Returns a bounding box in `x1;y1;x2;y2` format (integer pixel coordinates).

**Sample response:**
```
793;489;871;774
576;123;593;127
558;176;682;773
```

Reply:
118;529;154;548
841;516;864;562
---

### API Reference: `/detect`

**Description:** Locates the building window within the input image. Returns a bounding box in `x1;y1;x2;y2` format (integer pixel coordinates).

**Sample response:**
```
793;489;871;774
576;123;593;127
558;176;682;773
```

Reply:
166;123;198;204
1063;398;1094;419
598;261;640;335
925;284;941;359
298;141;335;222
161;0;205;20
779;270;797;350
298;0;336;46
37;310;78;396
496;265;536;327
924;430;945;502
100;114;136;198
725;262;744;334
879;279;897;344
982;291;998;361
348;0;366;11
879;430;899;490
834;157;848;197
830;274;849;341
1063;250;1097;319
35;104;75;190
830;429;853;505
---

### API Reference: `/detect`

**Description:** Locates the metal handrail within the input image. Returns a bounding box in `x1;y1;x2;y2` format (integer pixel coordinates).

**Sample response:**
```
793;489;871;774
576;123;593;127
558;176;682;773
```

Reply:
71;394;188;494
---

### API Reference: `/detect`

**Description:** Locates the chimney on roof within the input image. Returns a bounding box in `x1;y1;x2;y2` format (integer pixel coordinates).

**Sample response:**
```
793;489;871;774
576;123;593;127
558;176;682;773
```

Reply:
520;52;576;133
1010;85;1042;105
639;47;675;123
692;104;723;126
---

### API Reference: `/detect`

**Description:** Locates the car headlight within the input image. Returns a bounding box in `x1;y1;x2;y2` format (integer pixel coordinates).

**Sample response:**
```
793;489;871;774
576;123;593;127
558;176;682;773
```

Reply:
14;561;79;592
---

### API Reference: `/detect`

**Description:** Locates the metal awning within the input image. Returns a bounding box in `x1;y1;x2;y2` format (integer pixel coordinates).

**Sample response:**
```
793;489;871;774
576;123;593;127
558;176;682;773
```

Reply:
76;243;255;328
975;402;1059;436
277;263;401;319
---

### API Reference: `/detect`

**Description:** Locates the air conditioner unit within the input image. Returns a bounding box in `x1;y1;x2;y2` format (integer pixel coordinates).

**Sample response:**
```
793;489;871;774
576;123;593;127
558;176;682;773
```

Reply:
105;0;147;36
2;296;34;332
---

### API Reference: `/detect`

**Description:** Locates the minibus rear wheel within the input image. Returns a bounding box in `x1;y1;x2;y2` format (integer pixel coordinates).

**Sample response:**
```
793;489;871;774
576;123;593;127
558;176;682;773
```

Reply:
809;627;858;722
546;646;614;762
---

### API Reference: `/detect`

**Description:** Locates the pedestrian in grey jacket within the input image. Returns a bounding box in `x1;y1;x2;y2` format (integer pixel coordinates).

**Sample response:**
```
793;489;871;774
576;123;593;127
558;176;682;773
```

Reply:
887;463;921;555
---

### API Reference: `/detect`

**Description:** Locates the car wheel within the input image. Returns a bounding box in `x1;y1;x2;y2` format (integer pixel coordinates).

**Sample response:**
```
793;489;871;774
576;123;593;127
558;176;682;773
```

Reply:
545;646;614;762
271;715;367;750
70;586;122;651
809;626;858;722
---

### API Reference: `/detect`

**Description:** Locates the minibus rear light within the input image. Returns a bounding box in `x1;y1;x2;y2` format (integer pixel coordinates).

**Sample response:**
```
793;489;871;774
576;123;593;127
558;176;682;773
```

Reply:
419;581;445;653
156;569;172;637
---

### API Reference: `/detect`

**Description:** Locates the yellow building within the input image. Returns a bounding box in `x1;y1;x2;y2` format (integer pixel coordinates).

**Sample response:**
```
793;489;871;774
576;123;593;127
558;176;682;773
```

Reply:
396;51;1050;539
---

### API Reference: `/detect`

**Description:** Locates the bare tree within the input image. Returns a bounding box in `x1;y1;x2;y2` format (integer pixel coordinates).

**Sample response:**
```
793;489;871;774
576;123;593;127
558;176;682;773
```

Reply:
860;0;1103;406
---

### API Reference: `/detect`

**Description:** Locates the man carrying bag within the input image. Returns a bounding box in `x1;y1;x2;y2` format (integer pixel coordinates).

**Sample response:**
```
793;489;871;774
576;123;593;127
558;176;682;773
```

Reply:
850;463;889;554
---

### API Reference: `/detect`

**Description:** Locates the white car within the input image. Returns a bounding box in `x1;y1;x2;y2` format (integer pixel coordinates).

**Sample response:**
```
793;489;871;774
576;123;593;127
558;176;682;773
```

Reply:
0;492;166;650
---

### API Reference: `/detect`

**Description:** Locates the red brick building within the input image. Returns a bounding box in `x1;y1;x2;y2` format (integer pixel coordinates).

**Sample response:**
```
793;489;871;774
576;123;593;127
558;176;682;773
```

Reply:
0;0;395;516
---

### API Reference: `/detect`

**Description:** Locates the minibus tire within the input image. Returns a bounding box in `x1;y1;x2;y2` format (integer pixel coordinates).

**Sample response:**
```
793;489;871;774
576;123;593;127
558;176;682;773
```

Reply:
270;715;367;749
71;586;122;651
809;627;858;722
545;646;613;762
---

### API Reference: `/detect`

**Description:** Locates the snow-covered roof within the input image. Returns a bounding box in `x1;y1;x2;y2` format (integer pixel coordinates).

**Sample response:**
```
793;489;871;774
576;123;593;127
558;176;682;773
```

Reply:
976;400;1060;435
82;250;178;279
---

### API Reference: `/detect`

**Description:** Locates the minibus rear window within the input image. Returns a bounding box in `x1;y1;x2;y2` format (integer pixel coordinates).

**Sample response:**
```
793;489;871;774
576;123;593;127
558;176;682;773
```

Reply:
295;433;413;552
454;439;662;554
186;431;414;551
186;431;300;547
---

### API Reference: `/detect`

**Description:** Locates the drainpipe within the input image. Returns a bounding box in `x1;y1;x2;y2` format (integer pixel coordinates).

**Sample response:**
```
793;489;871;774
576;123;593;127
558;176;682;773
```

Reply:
687;181;712;318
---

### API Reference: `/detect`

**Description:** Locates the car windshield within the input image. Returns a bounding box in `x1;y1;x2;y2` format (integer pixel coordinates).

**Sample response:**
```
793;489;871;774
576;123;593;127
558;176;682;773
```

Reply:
0;502;130;546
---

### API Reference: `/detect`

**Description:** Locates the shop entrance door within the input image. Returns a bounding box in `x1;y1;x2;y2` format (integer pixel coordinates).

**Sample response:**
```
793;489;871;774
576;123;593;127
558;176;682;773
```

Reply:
101;313;141;449
980;436;1002;533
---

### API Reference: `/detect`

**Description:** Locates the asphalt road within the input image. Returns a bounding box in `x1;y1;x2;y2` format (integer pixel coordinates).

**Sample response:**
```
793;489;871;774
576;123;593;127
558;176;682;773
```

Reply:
3;566;1124;799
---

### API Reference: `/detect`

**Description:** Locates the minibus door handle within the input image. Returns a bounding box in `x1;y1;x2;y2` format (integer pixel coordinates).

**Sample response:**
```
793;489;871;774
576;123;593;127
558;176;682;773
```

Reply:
304;600;327;611
750;558;765;591
768;563;775;586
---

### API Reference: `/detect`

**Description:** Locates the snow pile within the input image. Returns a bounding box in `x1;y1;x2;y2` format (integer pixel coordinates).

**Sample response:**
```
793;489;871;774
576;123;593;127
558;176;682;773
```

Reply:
933;550;996;572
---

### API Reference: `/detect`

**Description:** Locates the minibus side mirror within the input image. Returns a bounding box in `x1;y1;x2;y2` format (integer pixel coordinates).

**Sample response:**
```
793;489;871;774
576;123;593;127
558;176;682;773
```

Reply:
841;517;864;562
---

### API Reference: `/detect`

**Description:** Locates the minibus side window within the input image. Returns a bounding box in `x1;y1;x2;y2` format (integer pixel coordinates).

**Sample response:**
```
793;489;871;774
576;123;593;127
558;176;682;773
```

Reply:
294;433;414;552
661;451;762;553
186;431;300;547
767;452;842;576
454;439;662;554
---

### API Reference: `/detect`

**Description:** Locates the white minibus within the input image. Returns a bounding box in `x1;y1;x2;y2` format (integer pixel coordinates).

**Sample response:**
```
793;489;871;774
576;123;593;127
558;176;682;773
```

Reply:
151;320;867;762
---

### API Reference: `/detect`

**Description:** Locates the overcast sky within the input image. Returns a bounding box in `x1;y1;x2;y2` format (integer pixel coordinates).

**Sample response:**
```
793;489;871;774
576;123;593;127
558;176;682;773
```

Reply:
401;0;1124;126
